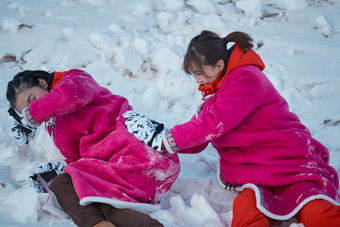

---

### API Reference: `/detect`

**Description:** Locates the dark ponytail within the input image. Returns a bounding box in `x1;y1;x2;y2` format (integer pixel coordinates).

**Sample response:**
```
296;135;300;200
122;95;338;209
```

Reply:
225;31;253;52
6;70;53;107
183;30;253;75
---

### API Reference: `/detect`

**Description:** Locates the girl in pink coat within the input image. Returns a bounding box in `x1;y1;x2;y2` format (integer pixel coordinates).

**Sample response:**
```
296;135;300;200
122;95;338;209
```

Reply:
6;69;180;227
124;31;340;226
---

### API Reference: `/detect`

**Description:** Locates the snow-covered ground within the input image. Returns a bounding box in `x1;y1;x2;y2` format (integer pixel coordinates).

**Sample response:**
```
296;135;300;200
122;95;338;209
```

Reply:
0;0;340;226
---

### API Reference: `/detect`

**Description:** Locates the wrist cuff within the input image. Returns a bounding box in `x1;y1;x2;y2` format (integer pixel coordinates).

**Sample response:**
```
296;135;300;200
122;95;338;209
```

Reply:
162;129;179;154
22;107;42;127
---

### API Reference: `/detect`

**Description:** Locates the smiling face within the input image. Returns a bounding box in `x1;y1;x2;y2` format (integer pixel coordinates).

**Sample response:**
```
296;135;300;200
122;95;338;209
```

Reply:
191;59;225;86
14;78;49;112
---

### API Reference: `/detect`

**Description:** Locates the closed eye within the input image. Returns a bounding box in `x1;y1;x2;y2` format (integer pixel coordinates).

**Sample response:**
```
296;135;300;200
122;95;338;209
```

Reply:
27;93;36;104
193;70;203;76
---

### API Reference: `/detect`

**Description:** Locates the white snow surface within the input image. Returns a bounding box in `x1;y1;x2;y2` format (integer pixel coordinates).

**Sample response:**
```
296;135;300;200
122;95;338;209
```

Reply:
0;0;340;226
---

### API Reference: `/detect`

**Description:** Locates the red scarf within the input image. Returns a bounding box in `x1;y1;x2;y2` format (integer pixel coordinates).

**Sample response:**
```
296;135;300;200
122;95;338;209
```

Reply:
198;45;265;95
49;71;66;90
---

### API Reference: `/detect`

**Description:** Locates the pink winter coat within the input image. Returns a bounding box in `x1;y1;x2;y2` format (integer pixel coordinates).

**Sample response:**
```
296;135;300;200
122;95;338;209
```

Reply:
164;55;340;219
30;69;180;211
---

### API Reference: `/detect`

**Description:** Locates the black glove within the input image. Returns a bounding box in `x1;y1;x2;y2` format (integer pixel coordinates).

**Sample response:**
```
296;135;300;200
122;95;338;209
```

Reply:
28;162;65;193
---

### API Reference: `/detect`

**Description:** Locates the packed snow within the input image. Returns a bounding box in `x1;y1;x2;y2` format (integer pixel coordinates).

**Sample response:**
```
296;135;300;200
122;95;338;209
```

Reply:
0;0;340;226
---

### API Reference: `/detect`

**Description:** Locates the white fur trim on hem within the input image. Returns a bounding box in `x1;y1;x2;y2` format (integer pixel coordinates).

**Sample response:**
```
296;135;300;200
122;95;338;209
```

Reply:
43;190;68;219
239;183;340;221
80;197;161;213
162;130;175;154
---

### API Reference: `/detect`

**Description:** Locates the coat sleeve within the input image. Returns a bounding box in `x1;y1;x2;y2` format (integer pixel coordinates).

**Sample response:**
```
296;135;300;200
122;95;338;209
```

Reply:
30;69;102;122
171;67;265;151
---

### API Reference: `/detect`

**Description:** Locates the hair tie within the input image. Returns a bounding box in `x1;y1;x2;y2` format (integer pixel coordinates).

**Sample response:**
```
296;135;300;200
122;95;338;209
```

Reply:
223;37;229;44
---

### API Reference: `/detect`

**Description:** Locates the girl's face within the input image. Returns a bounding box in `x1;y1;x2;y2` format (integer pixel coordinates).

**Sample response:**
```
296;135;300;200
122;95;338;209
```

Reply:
14;79;49;112
191;59;225;86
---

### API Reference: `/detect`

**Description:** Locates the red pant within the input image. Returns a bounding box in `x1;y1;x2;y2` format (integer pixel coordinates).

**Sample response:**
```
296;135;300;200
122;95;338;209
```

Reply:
232;188;340;227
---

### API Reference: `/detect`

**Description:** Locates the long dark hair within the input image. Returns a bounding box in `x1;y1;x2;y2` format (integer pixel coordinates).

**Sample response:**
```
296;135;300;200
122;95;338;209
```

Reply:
183;30;254;75
6;70;53;108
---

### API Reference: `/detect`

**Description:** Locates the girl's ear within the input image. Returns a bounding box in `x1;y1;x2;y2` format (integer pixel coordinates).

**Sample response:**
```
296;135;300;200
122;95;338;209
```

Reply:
216;59;225;71
38;78;48;90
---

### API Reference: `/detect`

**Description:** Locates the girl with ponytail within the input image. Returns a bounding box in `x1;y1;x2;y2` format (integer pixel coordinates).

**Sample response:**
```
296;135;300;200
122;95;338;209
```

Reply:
125;30;340;226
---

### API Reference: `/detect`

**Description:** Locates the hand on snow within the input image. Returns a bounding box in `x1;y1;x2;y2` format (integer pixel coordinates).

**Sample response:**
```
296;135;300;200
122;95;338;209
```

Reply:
123;111;165;152
22;107;42;128
29;162;65;193
11;119;38;145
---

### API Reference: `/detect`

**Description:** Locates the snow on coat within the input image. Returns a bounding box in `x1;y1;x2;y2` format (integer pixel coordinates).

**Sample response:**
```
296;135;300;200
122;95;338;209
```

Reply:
167;61;340;219
29;69;180;212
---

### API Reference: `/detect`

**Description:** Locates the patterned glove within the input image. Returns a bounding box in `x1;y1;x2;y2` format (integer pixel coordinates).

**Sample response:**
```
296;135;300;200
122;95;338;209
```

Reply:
22;107;42;128
11;120;37;145
123;111;165;152
8;107;38;145
28;162;65;193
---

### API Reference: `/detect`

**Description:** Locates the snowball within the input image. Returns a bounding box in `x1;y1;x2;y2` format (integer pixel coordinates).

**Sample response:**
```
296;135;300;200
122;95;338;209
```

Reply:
123;51;143;75
156;75;196;99
44;10;53;17
0;186;39;224
151;48;181;74
156;11;175;30
235;0;263;18
0;169;18;203
190;194;223;226
111;46;125;66
202;14;225;28
166;194;224;226
61;27;74;41
186;0;216;15
133;1;152;16
286;48;302;56
315;15;334;38
133;37;148;54
279;0;308;10
106;23;123;33
162;0;184;11
23;41;55;66
87;33;112;50
1;18;21;32
141;86;160;109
